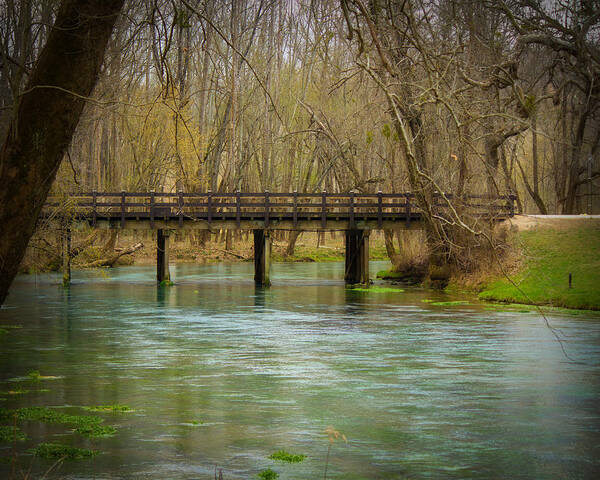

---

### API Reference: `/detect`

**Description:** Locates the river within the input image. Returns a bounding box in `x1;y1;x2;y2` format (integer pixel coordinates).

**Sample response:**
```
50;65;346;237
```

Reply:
1;261;599;479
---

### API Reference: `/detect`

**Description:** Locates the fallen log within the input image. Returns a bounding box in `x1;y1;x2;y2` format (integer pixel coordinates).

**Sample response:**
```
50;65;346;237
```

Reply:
80;242;144;268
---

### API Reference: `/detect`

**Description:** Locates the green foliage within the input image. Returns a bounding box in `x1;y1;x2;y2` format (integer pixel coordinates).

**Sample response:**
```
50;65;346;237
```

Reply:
2;406;116;438
257;468;279;480
268;450;306;463
366;130;374;144
160;280;174;287
27;370;41;382
29;443;97;460
0;425;27;442
479;226;600;310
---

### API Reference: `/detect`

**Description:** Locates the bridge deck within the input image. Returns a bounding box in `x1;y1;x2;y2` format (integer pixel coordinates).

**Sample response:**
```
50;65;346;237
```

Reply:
44;192;515;230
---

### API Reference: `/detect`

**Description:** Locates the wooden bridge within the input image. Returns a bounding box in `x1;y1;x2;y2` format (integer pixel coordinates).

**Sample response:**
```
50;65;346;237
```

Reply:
46;191;515;287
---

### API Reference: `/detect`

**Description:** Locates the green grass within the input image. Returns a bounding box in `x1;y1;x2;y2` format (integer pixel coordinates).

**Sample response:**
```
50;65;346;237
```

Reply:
0;406;116;438
479;225;600;310
29;443;97;460
272;243;388;263
268;450;306;463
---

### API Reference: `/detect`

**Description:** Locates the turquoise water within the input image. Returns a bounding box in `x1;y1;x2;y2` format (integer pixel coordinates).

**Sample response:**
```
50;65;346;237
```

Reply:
1;261;599;479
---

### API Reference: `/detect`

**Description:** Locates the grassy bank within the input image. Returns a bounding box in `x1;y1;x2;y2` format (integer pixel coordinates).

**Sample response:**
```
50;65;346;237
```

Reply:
478;222;600;310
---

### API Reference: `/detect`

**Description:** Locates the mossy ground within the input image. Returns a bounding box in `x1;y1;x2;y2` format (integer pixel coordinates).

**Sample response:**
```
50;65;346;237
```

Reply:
479;225;600;310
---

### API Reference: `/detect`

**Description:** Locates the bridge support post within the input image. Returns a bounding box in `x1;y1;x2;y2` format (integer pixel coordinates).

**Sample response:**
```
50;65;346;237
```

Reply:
62;227;71;287
157;229;171;284
345;230;370;285
254;229;271;287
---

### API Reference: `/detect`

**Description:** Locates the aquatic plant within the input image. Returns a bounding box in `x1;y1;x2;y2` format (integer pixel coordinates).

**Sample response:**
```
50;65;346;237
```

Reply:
324;426;347;480
428;300;470;306
74;423;116;437
29;443;97;460
2;406;116;438
268;450;306;463
3;388;30;395
257;468;279;479
350;286;405;293
26;370;60;381
0;425;27;442
83;404;134;413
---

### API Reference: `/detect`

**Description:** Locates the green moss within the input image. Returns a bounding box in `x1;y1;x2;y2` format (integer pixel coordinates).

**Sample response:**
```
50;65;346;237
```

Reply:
83;404;134;413
479;226;600;310
0;425;27;442
376;269;407;279
2;406;116;438
159;280;174;286
257;468;279;480
269;450;306;463
0;329;7;335
29;443;97;460
350;286;405;293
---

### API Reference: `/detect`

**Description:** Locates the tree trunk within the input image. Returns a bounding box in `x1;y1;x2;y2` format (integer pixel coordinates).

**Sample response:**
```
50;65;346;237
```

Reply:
0;0;124;305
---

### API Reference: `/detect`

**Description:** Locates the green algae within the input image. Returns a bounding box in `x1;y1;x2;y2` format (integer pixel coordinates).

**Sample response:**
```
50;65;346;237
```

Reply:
427;300;471;306
0;406;116;438
257;468;279;479
0;425;27;442
75;423;116;437
349;286;405;293
29;443;97;460
269;450;306;463
83;404;134;413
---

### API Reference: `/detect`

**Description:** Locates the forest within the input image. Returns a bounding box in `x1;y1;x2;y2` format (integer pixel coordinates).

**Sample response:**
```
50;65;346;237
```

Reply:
0;0;599;300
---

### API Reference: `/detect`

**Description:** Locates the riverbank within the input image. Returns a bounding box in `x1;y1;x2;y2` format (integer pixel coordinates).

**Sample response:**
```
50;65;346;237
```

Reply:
20;230;390;273
476;216;600;311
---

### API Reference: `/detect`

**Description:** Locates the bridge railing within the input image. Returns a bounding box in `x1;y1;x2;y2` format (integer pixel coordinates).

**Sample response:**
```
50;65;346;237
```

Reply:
44;191;516;227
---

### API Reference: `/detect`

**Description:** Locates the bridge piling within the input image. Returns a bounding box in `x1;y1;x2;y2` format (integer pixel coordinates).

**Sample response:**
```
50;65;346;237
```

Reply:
62;227;71;287
254;229;271;287
345;229;370;285
157;229;171;284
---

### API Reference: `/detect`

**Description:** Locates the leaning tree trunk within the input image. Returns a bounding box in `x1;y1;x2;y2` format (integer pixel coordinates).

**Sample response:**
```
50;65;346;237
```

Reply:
0;0;124;305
